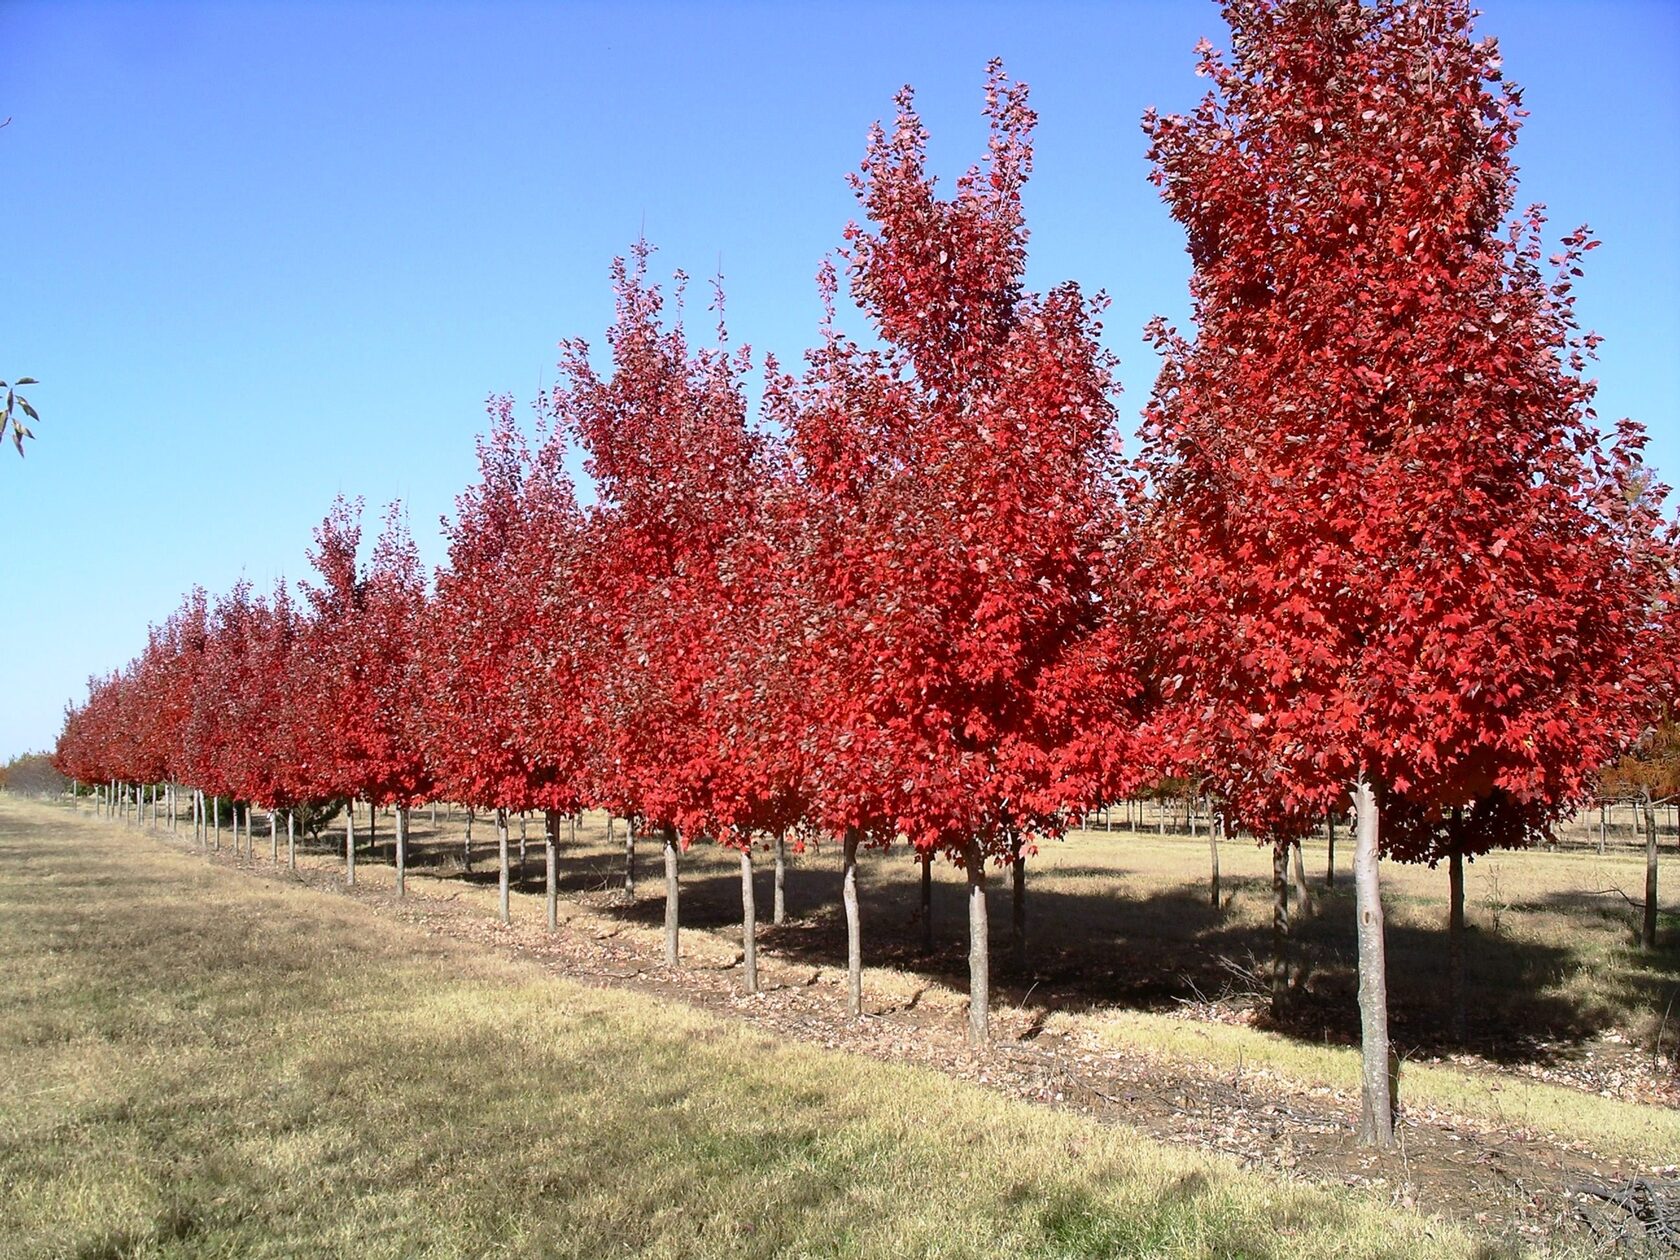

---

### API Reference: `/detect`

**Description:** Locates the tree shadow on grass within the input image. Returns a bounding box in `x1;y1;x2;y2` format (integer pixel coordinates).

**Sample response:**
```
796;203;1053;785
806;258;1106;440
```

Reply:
293;820;1677;1069
580;850;1675;1067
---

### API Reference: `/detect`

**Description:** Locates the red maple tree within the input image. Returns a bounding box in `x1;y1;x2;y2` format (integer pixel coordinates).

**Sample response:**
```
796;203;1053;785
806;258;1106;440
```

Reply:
551;247;772;969
1138;0;1674;1143
788;62;1140;1042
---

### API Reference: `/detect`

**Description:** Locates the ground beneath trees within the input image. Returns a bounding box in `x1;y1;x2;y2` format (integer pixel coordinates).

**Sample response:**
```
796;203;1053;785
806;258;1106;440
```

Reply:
159;815;1680;1257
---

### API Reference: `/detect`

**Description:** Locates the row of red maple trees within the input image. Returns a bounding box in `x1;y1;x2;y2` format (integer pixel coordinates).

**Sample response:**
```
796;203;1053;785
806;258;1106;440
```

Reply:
51;1;1676;1148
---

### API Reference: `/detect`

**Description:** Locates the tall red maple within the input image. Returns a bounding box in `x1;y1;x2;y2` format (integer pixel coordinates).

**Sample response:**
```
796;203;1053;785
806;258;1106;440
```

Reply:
789;62;1138;1042
297;498;434;885
552;247;769;969
1138;0;1673;1143
426;401;591;920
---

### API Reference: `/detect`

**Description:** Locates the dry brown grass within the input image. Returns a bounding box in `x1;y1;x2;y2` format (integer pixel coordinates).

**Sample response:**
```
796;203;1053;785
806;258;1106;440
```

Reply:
0;794;1503;1259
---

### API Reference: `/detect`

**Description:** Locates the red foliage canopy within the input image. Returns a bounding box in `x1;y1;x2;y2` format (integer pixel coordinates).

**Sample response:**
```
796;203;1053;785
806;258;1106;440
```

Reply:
788;62;1141;860
553;247;772;843
1136;0;1673;839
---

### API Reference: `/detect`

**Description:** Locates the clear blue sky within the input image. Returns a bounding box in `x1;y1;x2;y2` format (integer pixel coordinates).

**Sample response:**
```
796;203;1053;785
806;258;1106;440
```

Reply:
2;1;1676;760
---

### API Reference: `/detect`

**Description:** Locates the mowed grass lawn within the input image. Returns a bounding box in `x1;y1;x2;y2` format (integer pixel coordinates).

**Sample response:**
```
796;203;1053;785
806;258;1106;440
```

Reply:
0;797;1491;1260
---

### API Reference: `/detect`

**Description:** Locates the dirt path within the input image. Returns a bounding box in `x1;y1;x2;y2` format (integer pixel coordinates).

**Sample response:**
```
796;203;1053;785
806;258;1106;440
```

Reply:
140;815;1680;1254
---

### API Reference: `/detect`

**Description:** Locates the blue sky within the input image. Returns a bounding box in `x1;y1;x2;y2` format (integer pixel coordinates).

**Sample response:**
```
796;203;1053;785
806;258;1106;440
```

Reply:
2;0;1676;759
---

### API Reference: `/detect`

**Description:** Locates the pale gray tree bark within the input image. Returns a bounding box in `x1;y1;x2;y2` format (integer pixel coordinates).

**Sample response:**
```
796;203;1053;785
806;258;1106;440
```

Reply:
740;847;758;993
663;824;680;967
773;829;787;925
919;850;933;953
842;828;862;1017
1642;791;1660;949
1448;841;1466;1044
1270;842;1292;1017
544;810;560;932
1353;779;1394;1147
395;805;408;898
1010;834;1026;968
497;808;511;925
1291;838;1314;917
345;805;356;887
1209;814;1222;909
966;837;990;1048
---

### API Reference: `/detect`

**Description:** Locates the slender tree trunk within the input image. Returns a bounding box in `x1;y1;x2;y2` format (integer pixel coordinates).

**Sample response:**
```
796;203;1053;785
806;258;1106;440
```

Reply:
1352;779;1395;1147
1449;844;1466;1044
624;816;637;901
1291;838;1314;917
496;807;510;925
395;805;408;898
1010;835;1026;968
1325;810;1336;887
287;810;295;871
1271;842;1291;1018
1643;793;1660;949
966;837;990;1048
920;849;933;953
270;810;278;866
842;828;861;1018
740;847;758;994
544;810;559;932
463;809;474;872
663;824;680;967
1209;814;1222;909
1157;799;1165;836
773;829;787;925
345;805;356;886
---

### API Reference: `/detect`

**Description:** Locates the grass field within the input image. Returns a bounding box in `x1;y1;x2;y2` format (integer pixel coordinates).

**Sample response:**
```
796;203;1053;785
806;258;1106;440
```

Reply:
0;795;1515;1259
113;792;1680;1163
366;801;1677;1119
